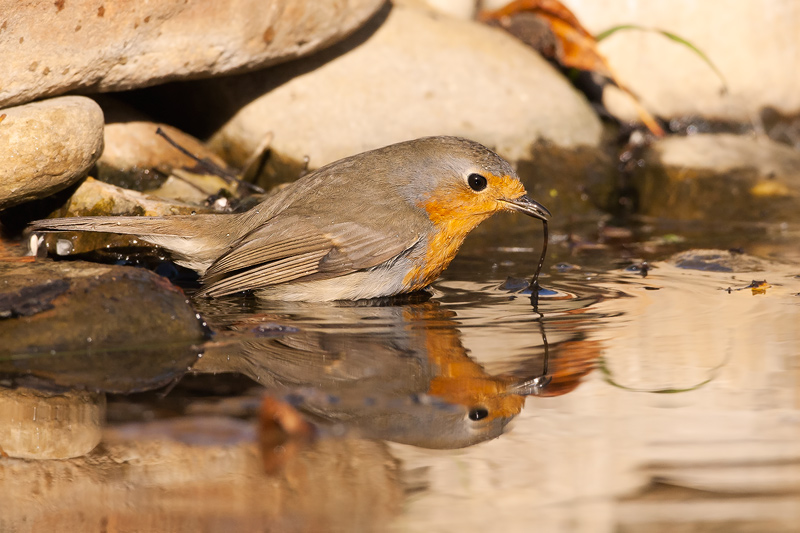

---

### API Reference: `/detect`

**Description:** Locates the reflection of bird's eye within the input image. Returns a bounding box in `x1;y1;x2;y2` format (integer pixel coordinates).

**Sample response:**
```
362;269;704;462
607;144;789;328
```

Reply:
468;407;489;421
468;174;488;192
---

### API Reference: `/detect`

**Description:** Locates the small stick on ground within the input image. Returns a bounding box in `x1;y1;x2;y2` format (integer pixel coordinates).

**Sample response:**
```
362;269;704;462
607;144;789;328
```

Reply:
155;127;264;194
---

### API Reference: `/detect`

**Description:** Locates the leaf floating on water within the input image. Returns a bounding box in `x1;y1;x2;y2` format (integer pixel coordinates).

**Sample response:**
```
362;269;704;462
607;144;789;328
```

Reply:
722;279;770;295
748;280;770;295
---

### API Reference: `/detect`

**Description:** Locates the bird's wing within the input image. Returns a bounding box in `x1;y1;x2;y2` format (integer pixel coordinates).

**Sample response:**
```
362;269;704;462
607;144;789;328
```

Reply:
199;214;424;297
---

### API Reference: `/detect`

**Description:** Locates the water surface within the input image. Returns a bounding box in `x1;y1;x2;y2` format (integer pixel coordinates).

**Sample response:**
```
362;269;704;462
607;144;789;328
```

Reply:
2;217;800;532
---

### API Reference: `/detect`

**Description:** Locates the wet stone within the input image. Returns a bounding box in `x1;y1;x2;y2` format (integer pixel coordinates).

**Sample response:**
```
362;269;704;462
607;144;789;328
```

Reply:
0;278;69;318
34;176;210;257
500;276;530;292
0;260;207;393
635;133;800;222
0;96;104;210
667;249;771;273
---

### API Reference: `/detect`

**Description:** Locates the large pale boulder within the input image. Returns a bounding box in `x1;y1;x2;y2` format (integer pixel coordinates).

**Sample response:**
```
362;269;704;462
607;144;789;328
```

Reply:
208;3;603;184
0;96;104;210
0;0;385;108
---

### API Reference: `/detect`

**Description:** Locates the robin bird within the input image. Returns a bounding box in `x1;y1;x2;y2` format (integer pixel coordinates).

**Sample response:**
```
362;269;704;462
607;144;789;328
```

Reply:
31;136;550;301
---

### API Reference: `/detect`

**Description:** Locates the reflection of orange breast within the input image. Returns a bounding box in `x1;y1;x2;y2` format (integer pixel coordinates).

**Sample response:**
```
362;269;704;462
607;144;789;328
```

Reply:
429;374;526;421
408;305;526;421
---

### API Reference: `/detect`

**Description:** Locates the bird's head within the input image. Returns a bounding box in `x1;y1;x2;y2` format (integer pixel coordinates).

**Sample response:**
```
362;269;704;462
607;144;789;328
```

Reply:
391;136;551;226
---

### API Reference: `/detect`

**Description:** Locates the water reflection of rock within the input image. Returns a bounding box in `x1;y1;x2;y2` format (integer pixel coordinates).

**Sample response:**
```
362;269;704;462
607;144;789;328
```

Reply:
195;300;600;449
0;259;207;460
0;387;105;460
0;428;403;532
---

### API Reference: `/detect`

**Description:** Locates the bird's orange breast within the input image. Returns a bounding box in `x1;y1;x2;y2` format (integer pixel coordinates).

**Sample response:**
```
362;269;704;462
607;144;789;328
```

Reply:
402;217;478;291
402;174;526;290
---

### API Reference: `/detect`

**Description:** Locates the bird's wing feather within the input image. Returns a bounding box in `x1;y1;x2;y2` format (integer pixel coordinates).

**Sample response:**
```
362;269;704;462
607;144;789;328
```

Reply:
200;213;425;297
200;250;330;297
29;215;190;236
203;219;330;276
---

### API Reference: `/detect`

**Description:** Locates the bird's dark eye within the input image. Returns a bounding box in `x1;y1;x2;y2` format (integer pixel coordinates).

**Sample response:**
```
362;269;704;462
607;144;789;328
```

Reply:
468;173;488;192
468;407;489;421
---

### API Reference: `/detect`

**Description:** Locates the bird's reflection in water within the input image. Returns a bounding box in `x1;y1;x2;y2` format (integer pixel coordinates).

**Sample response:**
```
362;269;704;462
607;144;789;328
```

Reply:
197;299;598;450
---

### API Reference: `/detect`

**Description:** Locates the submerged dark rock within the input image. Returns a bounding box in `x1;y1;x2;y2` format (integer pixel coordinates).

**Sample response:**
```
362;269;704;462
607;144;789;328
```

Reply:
668;249;770;273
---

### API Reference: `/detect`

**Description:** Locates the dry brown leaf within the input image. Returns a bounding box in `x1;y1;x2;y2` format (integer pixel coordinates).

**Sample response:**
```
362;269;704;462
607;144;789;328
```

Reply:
480;0;665;136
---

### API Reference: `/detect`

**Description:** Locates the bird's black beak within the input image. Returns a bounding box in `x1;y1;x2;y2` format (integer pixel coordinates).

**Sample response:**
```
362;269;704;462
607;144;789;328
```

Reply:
502;195;551;221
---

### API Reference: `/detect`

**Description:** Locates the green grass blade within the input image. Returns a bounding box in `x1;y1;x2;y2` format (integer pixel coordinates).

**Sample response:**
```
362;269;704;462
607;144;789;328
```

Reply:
595;24;728;91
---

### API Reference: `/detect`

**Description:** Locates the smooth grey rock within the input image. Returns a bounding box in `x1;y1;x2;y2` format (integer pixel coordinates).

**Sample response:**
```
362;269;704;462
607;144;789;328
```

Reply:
0;96;104;210
0;0;386;108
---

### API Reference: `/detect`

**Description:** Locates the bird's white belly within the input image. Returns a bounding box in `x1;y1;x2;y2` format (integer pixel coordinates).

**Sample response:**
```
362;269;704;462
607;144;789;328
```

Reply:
253;261;416;302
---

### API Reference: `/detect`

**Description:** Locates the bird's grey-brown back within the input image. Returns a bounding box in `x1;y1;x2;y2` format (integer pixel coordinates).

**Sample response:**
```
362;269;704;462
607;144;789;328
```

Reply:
246;136;516;216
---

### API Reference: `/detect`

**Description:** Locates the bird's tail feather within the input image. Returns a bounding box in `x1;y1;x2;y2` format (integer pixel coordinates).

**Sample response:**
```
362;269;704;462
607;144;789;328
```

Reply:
29;215;193;237
29;215;230;273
